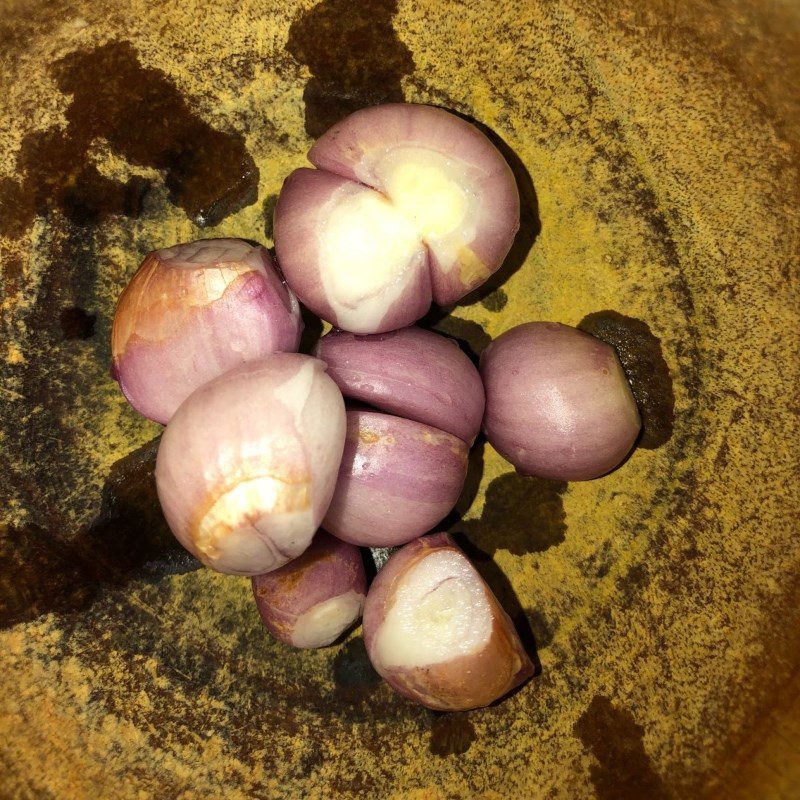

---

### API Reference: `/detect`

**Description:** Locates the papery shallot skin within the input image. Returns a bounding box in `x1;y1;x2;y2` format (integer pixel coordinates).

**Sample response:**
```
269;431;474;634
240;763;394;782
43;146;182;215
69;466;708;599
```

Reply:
274;104;520;334
252;531;366;649
314;326;484;443
363;533;533;711
155;354;345;576
323;408;468;547
480;322;641;480
112;238;302;424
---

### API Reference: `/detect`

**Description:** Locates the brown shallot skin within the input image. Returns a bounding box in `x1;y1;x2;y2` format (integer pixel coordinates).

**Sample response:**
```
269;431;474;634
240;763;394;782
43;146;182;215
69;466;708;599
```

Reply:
314;326;485;444
252;531;366;649
480;322;641;481
274;103;520;334
363;533;533;711
111;238;302;424
323;408;469;548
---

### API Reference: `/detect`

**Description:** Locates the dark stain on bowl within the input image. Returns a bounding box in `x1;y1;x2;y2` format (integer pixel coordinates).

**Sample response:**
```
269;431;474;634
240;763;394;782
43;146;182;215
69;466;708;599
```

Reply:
579;310;675;449
454;472;568;557
574;695;669;800
0;40;258;236
332;636;382;690
287;0;415;138
263;193;279;240
59;306;96;340
8;225;103;527
0;524;98;628
480;287;508;312
84;436;198;581
2;252;24;297
429;713;477;756
0;436;198;629
0;42;246;625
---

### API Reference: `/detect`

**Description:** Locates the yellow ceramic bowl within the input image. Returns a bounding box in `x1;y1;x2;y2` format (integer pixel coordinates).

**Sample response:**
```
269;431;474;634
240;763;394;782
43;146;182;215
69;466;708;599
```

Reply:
1;1;798;798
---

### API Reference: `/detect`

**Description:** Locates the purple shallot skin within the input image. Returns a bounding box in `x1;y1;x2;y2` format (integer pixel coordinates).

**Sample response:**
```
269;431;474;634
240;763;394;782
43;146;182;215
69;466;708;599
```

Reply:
362;532;533;711
314;326;484;444
323;407;468;547
155;354;346;576
112;238;302;424
274;103;520;334
252;530;366;649
480;322;641;480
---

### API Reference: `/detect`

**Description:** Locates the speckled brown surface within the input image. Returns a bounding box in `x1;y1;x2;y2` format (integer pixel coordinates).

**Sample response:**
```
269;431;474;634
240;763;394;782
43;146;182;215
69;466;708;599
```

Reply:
1;1;799;798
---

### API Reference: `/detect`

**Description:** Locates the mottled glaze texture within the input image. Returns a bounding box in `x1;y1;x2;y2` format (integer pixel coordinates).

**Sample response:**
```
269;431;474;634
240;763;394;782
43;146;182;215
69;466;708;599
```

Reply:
1;1;798;799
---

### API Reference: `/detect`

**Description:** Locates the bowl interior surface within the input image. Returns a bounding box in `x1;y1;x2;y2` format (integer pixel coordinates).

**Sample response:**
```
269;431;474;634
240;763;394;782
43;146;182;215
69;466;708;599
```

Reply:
1;1;799;798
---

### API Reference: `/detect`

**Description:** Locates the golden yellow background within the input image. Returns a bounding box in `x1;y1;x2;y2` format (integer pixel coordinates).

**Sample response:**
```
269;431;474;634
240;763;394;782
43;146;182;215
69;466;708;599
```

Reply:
1;0;798;797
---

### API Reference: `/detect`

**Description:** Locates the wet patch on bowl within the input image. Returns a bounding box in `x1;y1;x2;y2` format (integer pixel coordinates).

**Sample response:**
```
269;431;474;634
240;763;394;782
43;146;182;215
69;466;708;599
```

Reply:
59;306;96;340
2;39;264;543
0;524;99;628
0;40;258;235
453;472;568;557
574;695;669;800
480;287;508;312
429;713;477;756
287;0;415;138
0;436;197;629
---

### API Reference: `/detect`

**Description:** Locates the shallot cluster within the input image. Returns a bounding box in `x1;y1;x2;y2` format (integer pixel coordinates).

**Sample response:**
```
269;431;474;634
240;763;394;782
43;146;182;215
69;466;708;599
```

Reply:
110;102;642;712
